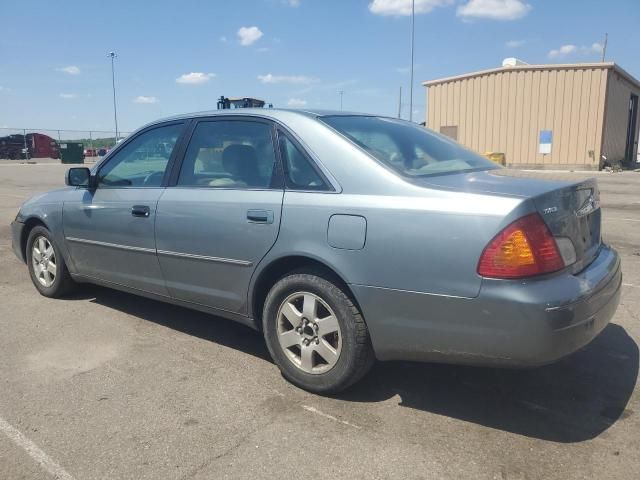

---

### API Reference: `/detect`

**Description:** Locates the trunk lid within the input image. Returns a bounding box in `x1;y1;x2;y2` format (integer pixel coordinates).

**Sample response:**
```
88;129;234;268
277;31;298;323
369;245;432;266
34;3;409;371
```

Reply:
531;176;601;271
414;169;602;270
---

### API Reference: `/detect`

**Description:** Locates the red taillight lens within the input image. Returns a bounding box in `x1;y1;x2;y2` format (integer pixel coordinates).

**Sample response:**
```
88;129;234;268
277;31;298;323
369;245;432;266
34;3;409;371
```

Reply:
477;213;564;279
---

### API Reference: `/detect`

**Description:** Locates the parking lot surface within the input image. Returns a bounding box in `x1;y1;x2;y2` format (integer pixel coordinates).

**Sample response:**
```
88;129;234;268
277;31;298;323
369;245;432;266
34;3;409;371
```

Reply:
0;163;638;480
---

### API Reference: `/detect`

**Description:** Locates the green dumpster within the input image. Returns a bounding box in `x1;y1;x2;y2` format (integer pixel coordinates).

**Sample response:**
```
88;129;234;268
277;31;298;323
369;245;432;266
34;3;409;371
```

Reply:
59;142;84;164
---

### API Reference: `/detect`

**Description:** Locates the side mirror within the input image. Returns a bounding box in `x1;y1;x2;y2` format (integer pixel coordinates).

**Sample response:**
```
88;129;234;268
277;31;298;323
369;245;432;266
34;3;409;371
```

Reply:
66;167;93;188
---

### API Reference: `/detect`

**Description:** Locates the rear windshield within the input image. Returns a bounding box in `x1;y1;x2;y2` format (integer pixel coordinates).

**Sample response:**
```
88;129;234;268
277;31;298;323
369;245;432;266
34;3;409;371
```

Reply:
320;115;498;177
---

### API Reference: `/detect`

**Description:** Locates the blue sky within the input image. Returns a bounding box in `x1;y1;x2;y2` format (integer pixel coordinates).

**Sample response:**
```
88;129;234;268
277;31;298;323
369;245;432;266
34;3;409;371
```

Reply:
1;0;639;132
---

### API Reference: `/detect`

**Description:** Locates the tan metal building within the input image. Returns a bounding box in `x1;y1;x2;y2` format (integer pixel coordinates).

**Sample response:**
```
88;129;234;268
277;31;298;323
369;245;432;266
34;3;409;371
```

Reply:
424;62;640;170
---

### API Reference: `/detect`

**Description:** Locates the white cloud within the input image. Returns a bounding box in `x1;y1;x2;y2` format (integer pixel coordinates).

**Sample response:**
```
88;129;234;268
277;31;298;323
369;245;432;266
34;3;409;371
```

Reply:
257;73;318;84
133;95;158;104
457;0;531;21
548;44;577;58
237;26;263;46
56;65;80;75
548;42;605;59
506;39;525;48
369;0;453;16
257;47;270;53
220;36;228;43
285;0;300;6
287;98;307;107
176;72;216;85
59;93;77;99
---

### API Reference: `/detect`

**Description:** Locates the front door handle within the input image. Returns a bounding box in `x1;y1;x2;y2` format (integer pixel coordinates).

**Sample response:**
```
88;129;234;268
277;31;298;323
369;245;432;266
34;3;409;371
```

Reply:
247;209;274;224
131;205;150;218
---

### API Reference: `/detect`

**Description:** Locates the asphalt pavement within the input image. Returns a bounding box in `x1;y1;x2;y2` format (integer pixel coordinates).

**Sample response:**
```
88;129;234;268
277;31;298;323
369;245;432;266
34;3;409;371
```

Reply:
0;163;638;480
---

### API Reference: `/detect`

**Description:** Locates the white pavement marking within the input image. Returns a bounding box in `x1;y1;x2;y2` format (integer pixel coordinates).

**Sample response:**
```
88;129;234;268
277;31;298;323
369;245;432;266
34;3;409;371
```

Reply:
0;415;76;480
623;283;639;289
301;405;361;429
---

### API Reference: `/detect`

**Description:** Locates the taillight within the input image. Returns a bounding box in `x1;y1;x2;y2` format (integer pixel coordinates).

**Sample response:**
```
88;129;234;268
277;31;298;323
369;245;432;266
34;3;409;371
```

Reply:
477;213;564;279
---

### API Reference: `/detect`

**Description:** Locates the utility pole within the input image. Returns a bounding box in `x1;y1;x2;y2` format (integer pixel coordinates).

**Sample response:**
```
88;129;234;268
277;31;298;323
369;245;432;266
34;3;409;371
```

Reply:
409;0;415;122
108;51;119;141
398;86;402;119
339;90;344;111
601;33;608;62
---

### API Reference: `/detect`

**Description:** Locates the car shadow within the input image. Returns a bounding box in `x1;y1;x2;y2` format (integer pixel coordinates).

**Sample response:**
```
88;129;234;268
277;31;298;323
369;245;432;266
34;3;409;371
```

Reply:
338;324;638;443
68;285;637;443
67;284;271;362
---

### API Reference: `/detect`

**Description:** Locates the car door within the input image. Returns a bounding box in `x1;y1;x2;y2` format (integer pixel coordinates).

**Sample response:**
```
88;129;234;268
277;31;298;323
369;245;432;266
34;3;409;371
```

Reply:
63;122;185;294
155;117;284;314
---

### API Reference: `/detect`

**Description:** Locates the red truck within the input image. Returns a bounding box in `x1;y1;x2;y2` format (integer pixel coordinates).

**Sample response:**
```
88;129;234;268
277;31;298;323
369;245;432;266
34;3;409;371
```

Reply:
0;133;59;159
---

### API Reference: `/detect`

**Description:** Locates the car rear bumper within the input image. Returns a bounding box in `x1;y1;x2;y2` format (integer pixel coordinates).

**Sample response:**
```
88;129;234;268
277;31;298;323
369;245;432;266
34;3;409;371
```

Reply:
352;244;622;366
11;220;26;263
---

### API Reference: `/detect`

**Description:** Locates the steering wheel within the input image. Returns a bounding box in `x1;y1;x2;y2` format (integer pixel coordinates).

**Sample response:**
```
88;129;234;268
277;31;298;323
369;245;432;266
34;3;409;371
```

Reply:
142;171;164;186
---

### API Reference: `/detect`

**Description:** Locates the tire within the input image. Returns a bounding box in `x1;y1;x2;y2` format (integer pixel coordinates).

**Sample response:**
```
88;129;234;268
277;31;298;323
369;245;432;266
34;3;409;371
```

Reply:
26;226;76;298
263;272;375;394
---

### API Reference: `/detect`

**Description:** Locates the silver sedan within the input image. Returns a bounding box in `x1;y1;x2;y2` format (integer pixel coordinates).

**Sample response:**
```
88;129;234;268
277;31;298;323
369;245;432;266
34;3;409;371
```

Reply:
11;110;622;393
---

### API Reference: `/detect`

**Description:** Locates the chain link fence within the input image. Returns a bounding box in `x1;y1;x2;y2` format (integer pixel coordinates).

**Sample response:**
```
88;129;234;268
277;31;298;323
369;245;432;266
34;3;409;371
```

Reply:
0;127;131;161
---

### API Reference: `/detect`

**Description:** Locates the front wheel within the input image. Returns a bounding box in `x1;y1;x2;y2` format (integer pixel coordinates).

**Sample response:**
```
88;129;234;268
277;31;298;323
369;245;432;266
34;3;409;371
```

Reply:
26;226;77;298
263;272;374;394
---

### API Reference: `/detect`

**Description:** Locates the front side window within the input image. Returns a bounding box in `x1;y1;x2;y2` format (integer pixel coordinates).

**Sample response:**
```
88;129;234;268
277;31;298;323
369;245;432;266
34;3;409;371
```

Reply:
320;116;497;177
279;134;328;191
97;123;183;187
178;120;278;189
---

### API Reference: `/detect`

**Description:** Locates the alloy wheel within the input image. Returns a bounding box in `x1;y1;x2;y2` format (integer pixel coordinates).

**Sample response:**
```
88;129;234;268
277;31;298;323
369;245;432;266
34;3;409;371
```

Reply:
276;291;342;374
31;236;57;288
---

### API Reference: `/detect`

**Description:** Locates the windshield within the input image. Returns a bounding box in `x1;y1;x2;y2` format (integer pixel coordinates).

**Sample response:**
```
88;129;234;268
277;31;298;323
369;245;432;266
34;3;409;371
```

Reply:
320;115;499;177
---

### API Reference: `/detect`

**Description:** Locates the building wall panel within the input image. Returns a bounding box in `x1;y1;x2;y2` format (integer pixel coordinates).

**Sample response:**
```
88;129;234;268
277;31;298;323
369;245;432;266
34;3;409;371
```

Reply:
452;80;461;137
505;71;516;162
585;69;602;166
593;69;609;165
425;64;616;169
459;79;468;144
575;69;589;164
498;72;508;156
521;70;533;164
529;70;542;165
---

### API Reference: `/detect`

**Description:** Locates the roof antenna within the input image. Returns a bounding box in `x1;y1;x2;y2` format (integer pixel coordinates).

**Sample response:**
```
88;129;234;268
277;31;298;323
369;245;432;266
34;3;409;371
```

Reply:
602;33;608;62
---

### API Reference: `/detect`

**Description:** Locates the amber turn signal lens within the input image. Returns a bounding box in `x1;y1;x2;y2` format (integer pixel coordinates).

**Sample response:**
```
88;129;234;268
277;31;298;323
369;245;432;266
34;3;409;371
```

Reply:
477;213;564;279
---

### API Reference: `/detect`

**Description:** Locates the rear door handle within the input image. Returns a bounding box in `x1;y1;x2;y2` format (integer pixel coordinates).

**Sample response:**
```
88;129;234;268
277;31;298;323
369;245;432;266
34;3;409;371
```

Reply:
247;209;274;224
131;205;150;218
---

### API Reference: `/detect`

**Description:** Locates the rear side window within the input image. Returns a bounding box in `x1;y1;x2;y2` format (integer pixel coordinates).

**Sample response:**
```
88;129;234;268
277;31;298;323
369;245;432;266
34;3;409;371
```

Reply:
279;134;328;191
178;120;279;189
320;115;497;178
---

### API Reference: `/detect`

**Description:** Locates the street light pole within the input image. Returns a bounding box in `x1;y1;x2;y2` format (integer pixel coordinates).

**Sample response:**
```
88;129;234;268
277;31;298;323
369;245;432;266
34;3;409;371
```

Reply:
108;51;119;141
409;0;415;122
339;90;344;111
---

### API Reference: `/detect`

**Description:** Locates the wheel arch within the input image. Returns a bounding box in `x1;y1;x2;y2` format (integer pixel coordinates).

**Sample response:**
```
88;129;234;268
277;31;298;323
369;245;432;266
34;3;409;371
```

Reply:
20;216;51;262
249;254;363;330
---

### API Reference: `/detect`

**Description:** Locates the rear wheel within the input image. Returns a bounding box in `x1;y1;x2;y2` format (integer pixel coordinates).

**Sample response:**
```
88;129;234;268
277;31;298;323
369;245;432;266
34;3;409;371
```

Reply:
26;226;76;298
263;272;374;393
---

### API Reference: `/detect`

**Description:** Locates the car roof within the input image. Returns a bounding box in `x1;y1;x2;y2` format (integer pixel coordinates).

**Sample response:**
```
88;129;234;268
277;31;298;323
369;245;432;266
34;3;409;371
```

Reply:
140;108;380;129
